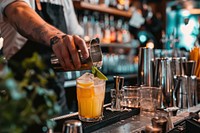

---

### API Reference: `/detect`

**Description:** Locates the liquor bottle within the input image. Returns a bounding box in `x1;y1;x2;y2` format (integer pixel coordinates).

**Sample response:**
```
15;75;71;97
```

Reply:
110;15;117;43
93;13;103;40
102;14;111;43
116;19;123;43
122;22;131;43
117;0;130;10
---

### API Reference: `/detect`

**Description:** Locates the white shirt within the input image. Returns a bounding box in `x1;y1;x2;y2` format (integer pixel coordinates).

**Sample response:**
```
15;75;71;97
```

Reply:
0;0;83;59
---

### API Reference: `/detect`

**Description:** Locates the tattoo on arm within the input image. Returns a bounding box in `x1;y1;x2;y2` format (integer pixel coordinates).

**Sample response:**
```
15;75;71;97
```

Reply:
32;23;48;44
16;16;49;44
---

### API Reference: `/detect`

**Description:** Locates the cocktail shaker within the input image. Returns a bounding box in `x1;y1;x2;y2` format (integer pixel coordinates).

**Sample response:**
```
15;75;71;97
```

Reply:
137;47;154;86
62;120;83;133
173;60;197;109
51;38;103;71
153;57;174;108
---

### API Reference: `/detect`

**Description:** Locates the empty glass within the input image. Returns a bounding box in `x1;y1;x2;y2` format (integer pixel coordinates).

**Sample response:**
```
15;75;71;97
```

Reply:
140;86;162;117
122;86;140;108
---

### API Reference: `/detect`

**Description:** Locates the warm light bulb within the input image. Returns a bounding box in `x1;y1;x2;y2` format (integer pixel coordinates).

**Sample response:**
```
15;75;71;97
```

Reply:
146;41;154;49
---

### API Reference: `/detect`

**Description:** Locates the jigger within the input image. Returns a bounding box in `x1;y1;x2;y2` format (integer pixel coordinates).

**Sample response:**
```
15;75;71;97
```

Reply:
62;120;83;133
111;76;124;111
182;60;196;76
113;76;124;92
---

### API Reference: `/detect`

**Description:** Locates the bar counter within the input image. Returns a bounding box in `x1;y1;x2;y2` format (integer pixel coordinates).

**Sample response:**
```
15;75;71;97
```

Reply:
52;104;200;133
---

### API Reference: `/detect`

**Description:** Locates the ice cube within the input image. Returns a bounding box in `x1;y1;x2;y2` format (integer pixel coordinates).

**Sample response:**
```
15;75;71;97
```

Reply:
78;72;94;82
94;77;105;95
94;77;104;85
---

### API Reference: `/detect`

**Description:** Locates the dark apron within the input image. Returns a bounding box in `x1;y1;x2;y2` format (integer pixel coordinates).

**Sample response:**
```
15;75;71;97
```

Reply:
8;2;69;114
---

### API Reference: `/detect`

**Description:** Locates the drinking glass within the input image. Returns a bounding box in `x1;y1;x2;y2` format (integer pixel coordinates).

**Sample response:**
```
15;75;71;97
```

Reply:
122;86;140;108
140;86;161;117
76;72;106;122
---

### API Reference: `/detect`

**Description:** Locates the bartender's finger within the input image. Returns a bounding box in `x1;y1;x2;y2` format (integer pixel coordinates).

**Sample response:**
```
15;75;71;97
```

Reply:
73;35;89;59
63;35;81;69
60;42;75;70
52;37;74;70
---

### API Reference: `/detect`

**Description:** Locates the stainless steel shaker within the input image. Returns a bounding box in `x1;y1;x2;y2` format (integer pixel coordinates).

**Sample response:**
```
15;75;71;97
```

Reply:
153;57;174;108
188;75;198;107
62;120;83;133
137;47;154;86
182;60;198;106
173;75;189;109
51;38;103;71
173;60;198;109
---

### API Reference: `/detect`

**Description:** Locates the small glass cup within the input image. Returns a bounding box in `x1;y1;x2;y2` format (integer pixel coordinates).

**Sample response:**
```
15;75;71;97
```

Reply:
140;86;161;117
76;73;106;122
122;86;140;108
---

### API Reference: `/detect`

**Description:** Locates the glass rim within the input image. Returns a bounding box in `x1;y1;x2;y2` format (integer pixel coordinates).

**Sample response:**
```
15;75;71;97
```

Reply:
140;86;161;90
123;86;140;90
76;78;106;87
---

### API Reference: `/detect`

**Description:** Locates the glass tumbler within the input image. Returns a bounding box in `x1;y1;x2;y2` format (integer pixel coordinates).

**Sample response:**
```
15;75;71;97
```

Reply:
76;73;106;122
140;86;161;116
122;86;140;108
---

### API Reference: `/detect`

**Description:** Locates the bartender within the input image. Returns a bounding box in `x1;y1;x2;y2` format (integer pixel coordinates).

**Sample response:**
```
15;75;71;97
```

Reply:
0;0;89;113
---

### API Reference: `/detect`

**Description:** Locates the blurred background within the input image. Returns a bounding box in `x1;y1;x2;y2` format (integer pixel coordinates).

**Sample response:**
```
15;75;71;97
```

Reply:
64;0;200;112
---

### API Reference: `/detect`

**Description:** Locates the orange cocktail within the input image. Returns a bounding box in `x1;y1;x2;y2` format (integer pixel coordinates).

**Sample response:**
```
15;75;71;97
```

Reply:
76;73;106;122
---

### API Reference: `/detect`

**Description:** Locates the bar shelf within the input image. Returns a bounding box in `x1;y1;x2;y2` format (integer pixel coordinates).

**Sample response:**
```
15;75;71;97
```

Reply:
73;1;132;18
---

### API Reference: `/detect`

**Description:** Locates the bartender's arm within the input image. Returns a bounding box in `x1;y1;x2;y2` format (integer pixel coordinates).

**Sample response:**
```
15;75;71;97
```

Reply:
3;1;89;70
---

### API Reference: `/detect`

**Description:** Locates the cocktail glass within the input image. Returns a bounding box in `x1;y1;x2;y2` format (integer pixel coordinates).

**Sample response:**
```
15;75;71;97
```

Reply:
76;72;106;122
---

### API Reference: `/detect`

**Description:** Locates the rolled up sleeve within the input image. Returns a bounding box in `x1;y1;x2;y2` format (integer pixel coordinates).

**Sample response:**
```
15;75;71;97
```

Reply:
0;0;20;14
0;0;16;22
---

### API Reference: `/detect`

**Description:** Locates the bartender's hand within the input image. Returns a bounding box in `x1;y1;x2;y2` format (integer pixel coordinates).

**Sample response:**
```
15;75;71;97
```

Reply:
4;1;89;70
50;34;89;70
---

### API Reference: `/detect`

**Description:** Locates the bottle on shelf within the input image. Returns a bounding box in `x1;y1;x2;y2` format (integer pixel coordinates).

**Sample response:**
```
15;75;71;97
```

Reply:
109;15;117;43
77;10;131;44
116;19;123;43
117;0;130;11
122;22;131;43
102;14;111;43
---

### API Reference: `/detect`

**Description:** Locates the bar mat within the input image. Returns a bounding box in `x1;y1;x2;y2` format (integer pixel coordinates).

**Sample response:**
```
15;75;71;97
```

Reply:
53;108;140;133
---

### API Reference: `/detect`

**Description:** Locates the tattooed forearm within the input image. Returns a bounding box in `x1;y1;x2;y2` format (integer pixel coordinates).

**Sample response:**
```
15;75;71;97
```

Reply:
4;1;64;46
31;23;48;44
15;16;49;44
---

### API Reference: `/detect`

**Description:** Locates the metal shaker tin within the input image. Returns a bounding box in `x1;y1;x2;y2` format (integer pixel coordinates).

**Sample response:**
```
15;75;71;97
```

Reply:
137;47;154;86
62;120;83;133
51;38;103;72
